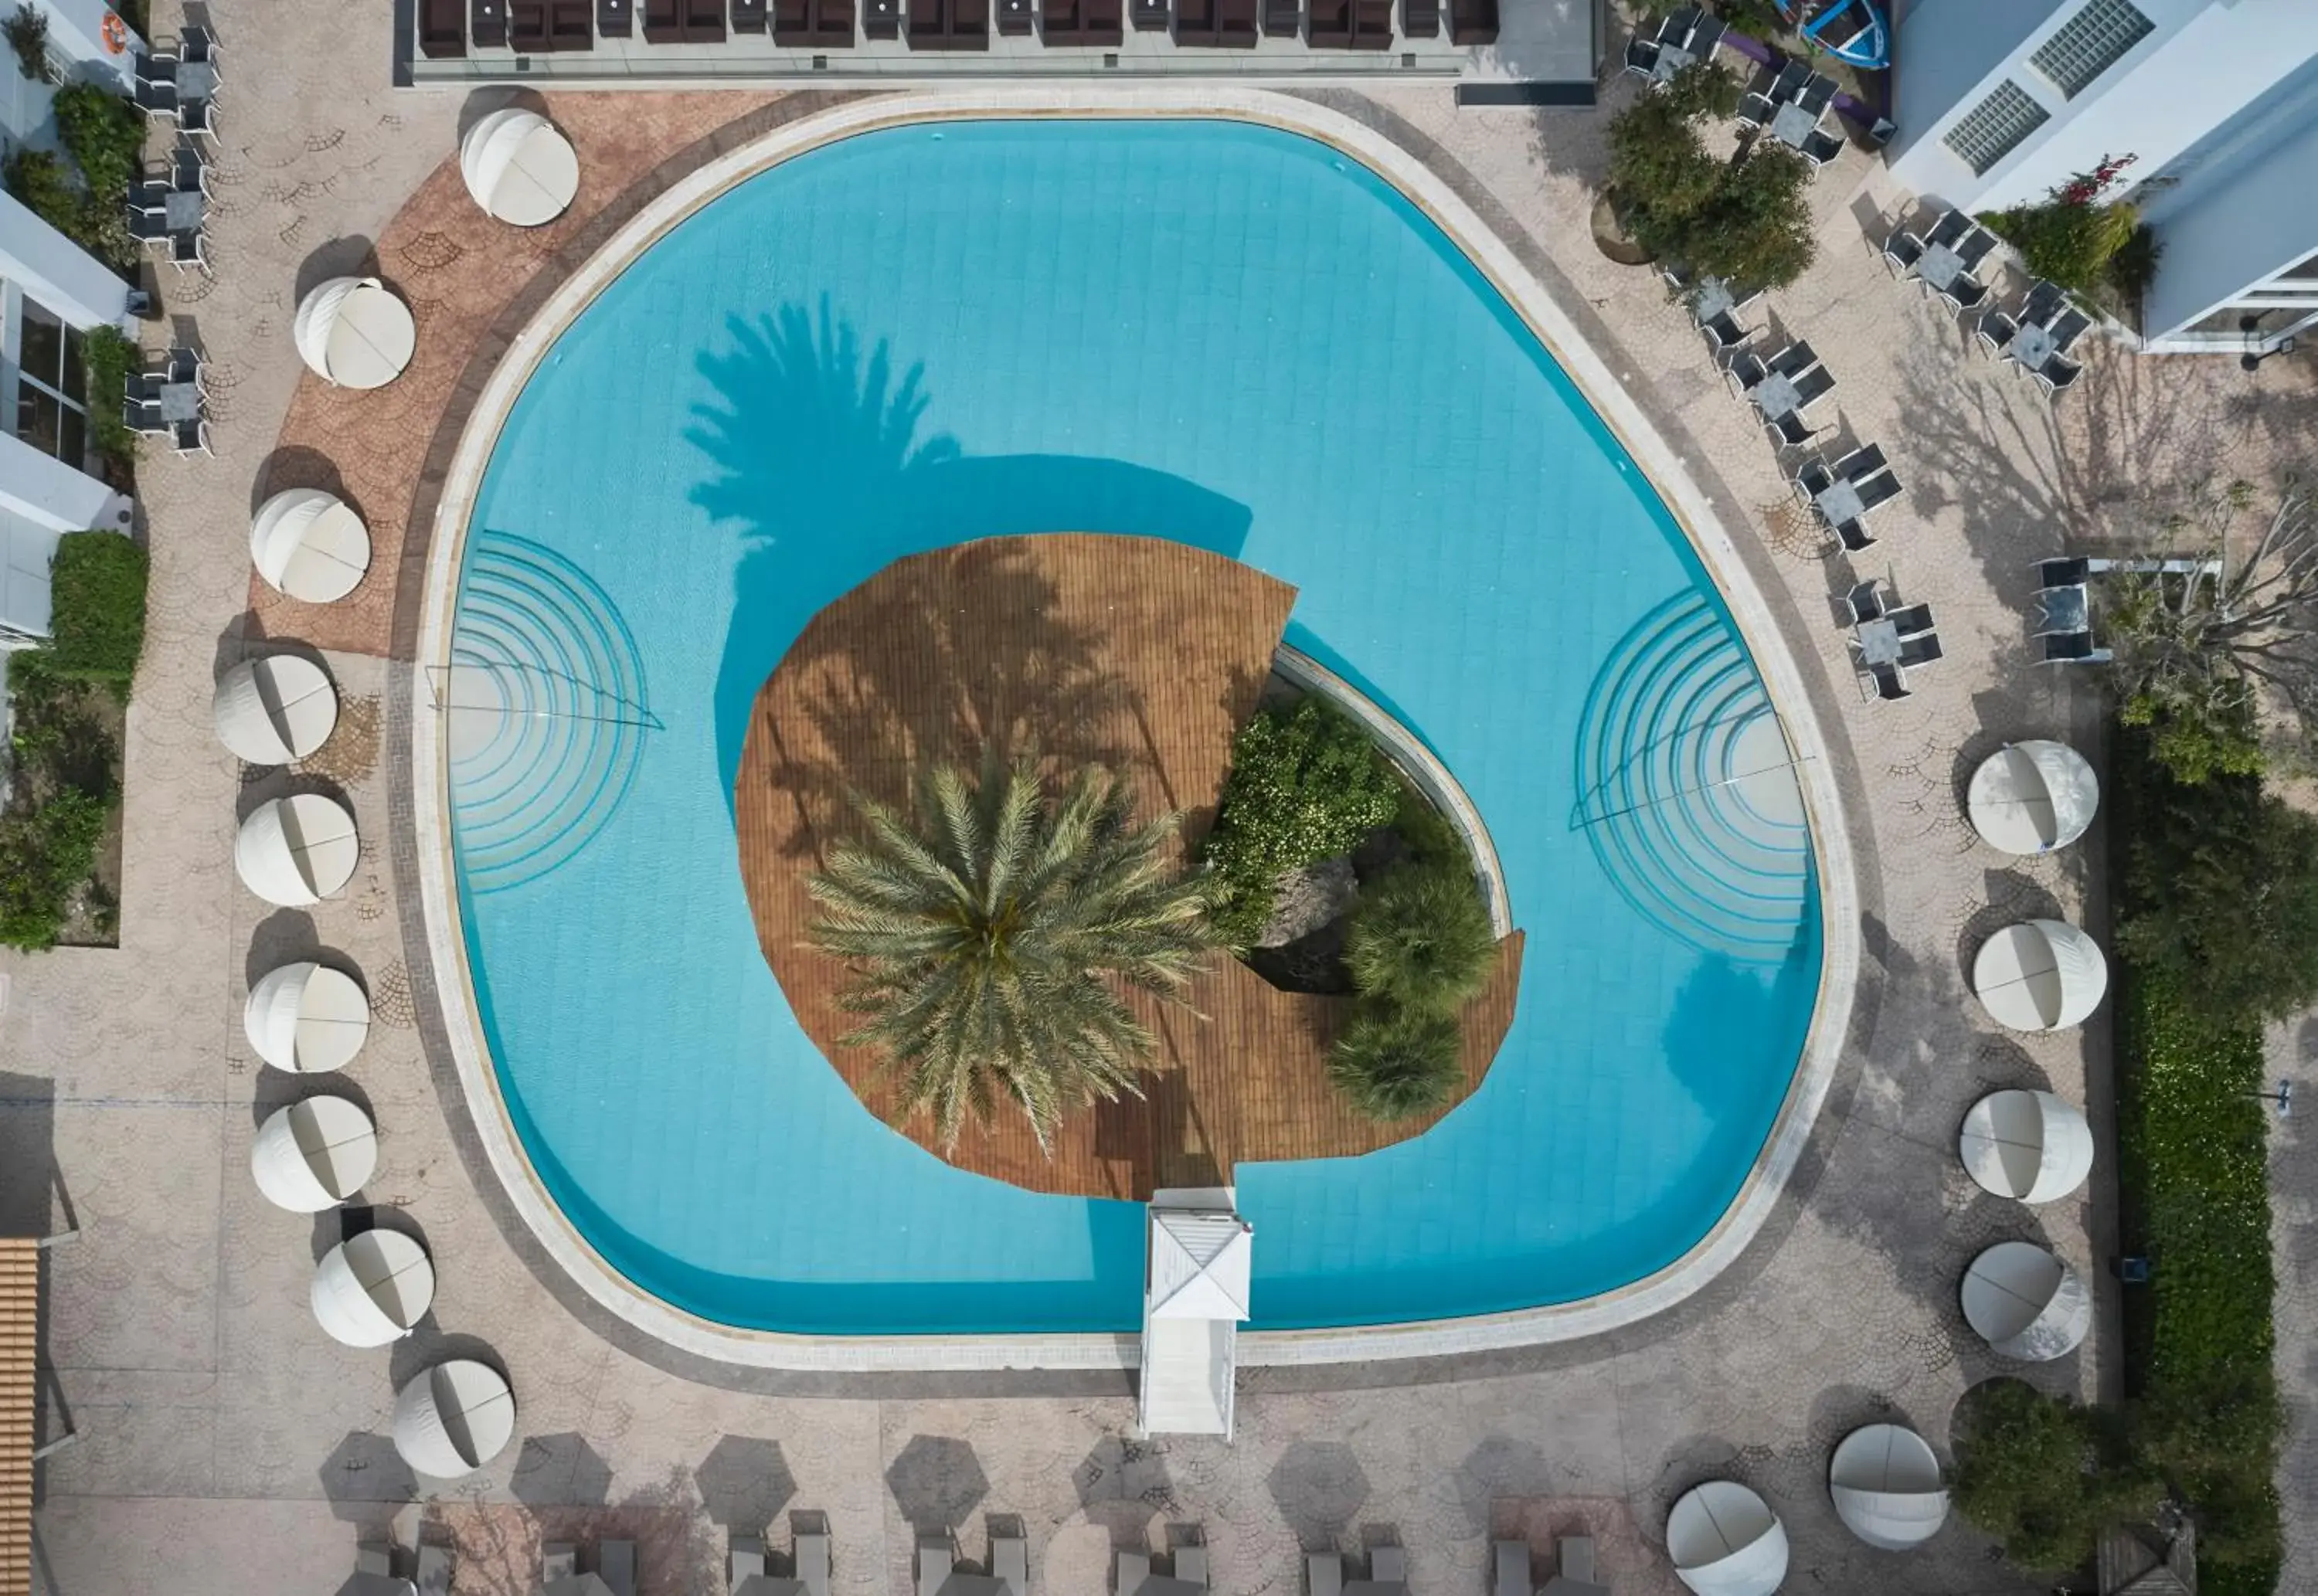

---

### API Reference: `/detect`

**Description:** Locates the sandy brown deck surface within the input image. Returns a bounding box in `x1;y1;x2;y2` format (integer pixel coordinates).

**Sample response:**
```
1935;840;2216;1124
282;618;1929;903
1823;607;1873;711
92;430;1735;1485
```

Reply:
735;533;1521;1197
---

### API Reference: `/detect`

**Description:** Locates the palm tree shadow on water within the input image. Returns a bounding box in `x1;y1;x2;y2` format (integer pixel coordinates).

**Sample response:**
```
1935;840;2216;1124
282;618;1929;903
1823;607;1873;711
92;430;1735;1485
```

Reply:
688;298;1256;819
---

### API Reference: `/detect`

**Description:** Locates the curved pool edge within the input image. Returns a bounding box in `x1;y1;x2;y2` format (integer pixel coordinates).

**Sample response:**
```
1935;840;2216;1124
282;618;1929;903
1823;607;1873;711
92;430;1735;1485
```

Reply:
409;86;1862;1374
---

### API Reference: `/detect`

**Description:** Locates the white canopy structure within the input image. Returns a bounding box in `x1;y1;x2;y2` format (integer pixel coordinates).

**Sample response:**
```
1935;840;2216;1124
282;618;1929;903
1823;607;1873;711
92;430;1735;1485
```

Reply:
1966;742;2100;855
311;1229;437;1347
250;1095;378;1212
212;654;339;765
458;109;580;226
1960;1089;2095;1204
1961;1241;2092;1361
243;961;372;1073
1666;1481;1789;1596
234;794;360;906
250;487;372;603
294;277;416;390
1828;1424;1949;1550
1972;920;2109;1033
392;1359;515;1479
1138;1194;1252;1440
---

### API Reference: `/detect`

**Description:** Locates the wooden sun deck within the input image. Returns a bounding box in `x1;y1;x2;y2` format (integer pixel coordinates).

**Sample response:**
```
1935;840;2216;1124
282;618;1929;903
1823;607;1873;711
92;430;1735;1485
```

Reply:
733;532;1521;1199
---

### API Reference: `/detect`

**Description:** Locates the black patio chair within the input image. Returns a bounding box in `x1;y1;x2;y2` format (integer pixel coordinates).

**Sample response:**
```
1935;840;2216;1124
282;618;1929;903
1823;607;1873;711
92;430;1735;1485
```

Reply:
1838;579;1885;627
1699;309;1749;358
1869;661;1909;701
1974;308;2019;358
1895;633;1944;668
1881;228;1923;278
2041;632;2111;664
1725;348;1767;399
1835;515;1876;553
1941;275;1989;315
1883;602;1934;638
1687;14;1723;56
1657;3;1700;44
1797;73;1837;115
1623;35;1660;76
1925;208;1970;250
1766;57;1807;101
2048;306;2092;351
1768;338;1817;379
1833;442;1886;481
1736;91;1773;129
2037;355;2084;396
1854;471;1904;513
1956;229;1999;270
1766;410;1821;450
1800;129;1845;168
1788;365;1837;411
1795;457;1834;501
2036;557;2090;588
2020;280;2066;326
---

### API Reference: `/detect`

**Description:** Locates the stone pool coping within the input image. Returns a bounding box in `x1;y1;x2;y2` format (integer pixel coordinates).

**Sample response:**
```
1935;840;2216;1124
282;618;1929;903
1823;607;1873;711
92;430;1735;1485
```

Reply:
410;85;1863;1372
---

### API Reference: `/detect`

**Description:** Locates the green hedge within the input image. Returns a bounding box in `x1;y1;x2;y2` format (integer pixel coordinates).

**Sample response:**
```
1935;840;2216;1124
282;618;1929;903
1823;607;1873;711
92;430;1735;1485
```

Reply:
2112;730;2286;1596
1201;698;1400;945
46;531;148;688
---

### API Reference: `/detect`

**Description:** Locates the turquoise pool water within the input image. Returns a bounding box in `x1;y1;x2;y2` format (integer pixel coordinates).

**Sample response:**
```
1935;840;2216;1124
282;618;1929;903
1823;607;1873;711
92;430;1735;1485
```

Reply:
447;118;1822;1335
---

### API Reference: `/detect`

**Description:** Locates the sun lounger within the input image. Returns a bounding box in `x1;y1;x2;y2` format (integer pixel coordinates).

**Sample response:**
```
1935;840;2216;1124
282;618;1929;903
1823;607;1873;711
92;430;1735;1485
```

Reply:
1401;0;1437;35
918;1535;953;1596
599;1541;637;1596
731;1536;768;1593
599;0;633;32
1118;1550;1152;1594
1371;1547;1407;1584
687;0;729;32
509;0;550;48
1351;0;1392;45
1305;0;1348;43
421;0;467;53
643;0;680;36
1262;0;1297;30
416;1543;454;1596
1217;0;1257;42
1446;0;1492;42
732;0;769;26
1494;1543;1533;1596
547;0;596;42
1174;1540;1208;1587
1173;0;1215;41
1131;0;1168;25
991;1531;1029;1596
1307;1551;1344;1596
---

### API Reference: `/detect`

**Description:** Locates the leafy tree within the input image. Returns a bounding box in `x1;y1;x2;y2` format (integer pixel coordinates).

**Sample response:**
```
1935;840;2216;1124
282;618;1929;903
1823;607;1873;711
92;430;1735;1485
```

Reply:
1605;65;1817;290
807;753;1219;1151
1344;864;1495;1014
2117;760;2318;1025
1201;699;1399;945
1327;1003;1463;1120
1953;1382;2160;1574
1982;154;2143;298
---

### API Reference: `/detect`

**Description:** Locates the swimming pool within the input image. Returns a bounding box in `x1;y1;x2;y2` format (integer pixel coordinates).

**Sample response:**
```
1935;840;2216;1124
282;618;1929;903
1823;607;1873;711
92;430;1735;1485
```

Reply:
440;115;1825;1338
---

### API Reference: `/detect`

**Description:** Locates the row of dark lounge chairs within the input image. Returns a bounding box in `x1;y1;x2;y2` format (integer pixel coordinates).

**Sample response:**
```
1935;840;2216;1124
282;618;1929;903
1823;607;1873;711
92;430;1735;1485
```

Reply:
423;0;1488;53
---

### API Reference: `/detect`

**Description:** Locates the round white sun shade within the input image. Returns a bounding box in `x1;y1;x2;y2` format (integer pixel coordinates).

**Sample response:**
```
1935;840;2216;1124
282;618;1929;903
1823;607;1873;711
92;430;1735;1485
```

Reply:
243;962;371;1073
1667;1481;1789;1596
212;655;339;765
459;108;580;226
234;795;360;907
1960;1089;2095;1204
312;1229;436;1347
1972;920;2109;1032
250;487;372;603
250;1095;378;1212
294;277;416;390
1829;1424;1949;1550
1961;1241;2092;1361
393;1360;516;1479
1966;741;2100;855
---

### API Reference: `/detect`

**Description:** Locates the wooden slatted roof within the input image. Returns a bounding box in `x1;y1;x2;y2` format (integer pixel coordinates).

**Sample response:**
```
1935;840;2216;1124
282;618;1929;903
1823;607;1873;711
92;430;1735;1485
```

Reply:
734;533;1521;1199
0;1238;38;1596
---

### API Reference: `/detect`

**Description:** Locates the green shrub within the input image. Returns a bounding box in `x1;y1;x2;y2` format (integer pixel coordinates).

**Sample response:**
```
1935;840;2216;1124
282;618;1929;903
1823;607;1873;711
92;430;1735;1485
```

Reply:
51;83;143;204
1202;698;1399;944
1344;864;1495;1014
0;786;110;951
1952;1382;2160;1574
1980;198;2140;298
1327;1003;1462;1120
1391;783;1466;870
83;325;138;467
2108;223;2163;309
4;146;81;229
2116;756;2318;1025
44;531;148;688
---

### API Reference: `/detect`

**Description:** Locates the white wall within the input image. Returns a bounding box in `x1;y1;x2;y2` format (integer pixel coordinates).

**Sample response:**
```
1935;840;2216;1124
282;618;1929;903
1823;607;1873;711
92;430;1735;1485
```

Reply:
1888;0;2318;213
1886;0;2063;170
2142;104;2318;338
22;0;144;90
0;189;128;330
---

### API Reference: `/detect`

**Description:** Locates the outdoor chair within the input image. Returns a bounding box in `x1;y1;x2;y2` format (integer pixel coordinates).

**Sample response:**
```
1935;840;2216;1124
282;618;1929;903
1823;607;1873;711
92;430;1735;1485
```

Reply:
2048;305;2092;351
2037;355;2084;396
1881;228;1923;277
1797;73;1837;115
1699;308;1749;357
178;24;216;62
1657;3;1700;44
1884;601;1934;637
1623;35;1660;76
1835;514;1875;552
1788;364;1837;410
1795;457;1834;501
1735;91;1773;128
1925;207;1970;249
1493;1542;1535;1596
1834;441;1887;480
1687;13;1723;55
2037;556;2091;588
1801;128;1846;168
122;396;168;437
172;418;212;457
1766;57;1808;101
168;229;207;274
1307;1550;1345;1596
1838;579;1885;627
2021;280;2065;325
132;76;178;121
1724;348;1767;399
1974;307;2019;358
1869;661;1909;701
1896;633;1944;668
1853;471;1903;511
1766;410;1821;450
2042;631;2110;664
181;97;217;144
127;207;171;249
1956;229;1999;270
1768;338;1817;379
1941;275;1990;315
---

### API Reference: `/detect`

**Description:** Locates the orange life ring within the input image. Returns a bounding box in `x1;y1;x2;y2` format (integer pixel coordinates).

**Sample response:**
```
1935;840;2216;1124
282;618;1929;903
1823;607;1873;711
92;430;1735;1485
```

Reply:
100;12;127;53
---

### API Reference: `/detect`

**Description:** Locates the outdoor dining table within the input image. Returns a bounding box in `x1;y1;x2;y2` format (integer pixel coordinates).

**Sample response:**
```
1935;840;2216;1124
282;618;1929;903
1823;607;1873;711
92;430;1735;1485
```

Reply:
1915;242;1966;293
1651;41;1696;80
157;381;202;424
163;189;204;231
1855;616;1902;667
1750;370;1802;421
2008;321;2059;370
1814;477;1867;527
1769;100;1820;149
1691;275;1736;322
2039;584;2090;635
176;59;217;99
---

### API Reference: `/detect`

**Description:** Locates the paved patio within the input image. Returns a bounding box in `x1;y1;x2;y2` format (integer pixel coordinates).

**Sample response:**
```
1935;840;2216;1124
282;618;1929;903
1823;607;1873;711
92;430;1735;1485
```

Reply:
7;3;2316;1593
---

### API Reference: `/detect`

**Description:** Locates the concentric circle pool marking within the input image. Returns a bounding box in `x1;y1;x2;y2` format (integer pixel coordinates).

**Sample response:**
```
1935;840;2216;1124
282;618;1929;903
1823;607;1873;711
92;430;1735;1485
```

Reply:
408;90;1859;1371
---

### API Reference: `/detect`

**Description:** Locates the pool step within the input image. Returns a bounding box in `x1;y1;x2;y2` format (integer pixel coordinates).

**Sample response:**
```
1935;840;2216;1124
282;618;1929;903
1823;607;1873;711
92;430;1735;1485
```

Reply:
444;531;654;895
1571;592;1813;962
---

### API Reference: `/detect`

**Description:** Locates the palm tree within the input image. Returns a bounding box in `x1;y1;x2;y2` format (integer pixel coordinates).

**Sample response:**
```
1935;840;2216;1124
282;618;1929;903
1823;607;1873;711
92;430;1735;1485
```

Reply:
806;753;1219;1150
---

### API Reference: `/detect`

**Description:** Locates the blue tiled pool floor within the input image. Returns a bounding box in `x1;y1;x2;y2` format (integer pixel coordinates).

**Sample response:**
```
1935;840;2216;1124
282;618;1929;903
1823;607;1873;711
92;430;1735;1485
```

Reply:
448;118;1821;1335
